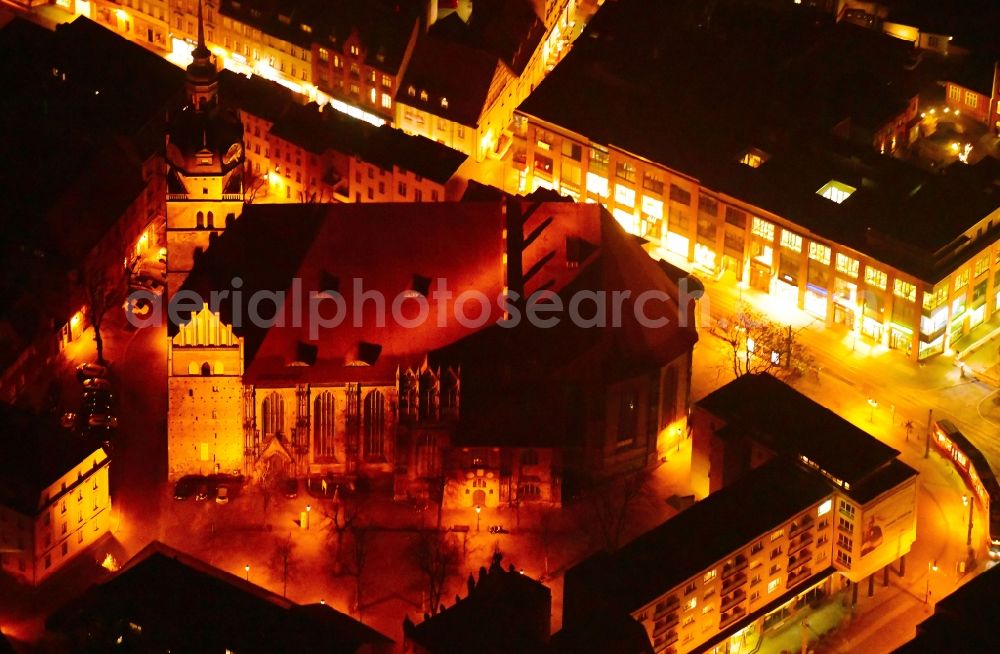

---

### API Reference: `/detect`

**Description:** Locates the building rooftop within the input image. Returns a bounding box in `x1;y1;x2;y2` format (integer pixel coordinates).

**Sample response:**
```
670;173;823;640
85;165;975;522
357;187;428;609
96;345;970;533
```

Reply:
46;541;393;653
893;563;1000;654
696;373;900;487
0;403;103;516
518;0;1000;283
404;552;551;654
564;456;834;616
219;0;422;74
399;35;501;126
225;72;467;183
429;0;545;76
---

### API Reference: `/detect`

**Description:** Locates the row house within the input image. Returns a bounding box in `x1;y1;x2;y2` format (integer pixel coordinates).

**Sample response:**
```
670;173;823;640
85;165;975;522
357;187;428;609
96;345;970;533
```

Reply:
0;403;111;585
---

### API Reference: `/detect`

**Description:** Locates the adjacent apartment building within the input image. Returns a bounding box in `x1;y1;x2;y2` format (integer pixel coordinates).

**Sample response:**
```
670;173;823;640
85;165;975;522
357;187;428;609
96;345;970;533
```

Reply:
514;0;1000;362
0;403;111;585
564;453;917;654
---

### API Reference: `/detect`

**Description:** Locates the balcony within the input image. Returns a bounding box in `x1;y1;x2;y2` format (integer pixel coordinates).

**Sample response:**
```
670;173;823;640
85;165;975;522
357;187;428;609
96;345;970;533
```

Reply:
653;612;679;634
789;533;813;556
721;589;747;613
788;549;812;571
789;515;814;537
722;556;748;578
720;605;748;629
722;572;747;593
787;567;813;587
655;597;679;615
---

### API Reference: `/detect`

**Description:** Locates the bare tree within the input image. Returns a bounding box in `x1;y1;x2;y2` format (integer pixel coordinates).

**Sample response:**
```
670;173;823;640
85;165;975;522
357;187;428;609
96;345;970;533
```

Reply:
717;303;816;380
257;458;281;514
411;529;462;615
347;524;371;620
576;471;651;552
243;162;266;204
269;533;298;598
904;419;914;442
83;267;118;365
324;494;363;576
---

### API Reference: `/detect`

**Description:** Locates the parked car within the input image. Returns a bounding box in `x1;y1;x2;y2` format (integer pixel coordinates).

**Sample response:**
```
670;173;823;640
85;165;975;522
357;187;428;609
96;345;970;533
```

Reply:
215;486;230;505
76;362;109;382
194;483;211;501
282;478;298;499
82;377;112;393
173;476;201;500
132;271;164;290
60;411;80;430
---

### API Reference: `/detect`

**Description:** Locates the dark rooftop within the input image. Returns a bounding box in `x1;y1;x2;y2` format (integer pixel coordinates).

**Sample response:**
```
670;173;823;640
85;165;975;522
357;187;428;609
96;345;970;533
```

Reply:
0;403;102;516
47;541;393;653
399;35;500;126
518;0;1000;283
429;0;545;76
564;457;834;616
892;563;1000;654
696;373;899;486
404;552;551;654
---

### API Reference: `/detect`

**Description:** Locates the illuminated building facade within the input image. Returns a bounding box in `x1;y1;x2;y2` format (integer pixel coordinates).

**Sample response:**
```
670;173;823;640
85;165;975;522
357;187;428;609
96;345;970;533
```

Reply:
165;201;696;508
515;0;1000;362
0;17;182;401
564;454;917;654
46;541;395;652
220;71;469;205
0;403;111;586
943;60;1000;131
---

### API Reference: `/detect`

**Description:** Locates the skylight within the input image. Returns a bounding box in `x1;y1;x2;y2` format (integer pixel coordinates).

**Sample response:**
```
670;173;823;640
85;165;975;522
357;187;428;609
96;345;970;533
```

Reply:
817;181;856;204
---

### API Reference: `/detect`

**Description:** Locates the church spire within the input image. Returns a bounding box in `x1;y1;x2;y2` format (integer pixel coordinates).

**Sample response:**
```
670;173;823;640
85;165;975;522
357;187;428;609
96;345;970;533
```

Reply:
186;0;218;110
193;0;211;61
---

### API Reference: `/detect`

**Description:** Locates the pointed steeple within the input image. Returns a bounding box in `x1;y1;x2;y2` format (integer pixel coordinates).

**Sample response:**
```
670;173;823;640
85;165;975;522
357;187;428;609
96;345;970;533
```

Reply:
193;0;211;61
185;0;218;110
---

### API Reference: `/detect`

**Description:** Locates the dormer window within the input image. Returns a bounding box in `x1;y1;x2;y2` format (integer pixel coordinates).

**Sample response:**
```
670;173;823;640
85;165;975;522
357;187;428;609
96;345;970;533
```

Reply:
739;148;769;168
349;44;360;57
300;24;312;34
817;180;856;204
407;85;416;97
440;97;449;109
420;90;428;102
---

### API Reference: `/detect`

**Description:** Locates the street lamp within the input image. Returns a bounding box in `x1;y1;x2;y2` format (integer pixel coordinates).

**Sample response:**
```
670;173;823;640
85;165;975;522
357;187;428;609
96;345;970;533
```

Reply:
245;564;251;581
306;504;311;530
475;505;481;532
924;560;938;604
867;398;878;423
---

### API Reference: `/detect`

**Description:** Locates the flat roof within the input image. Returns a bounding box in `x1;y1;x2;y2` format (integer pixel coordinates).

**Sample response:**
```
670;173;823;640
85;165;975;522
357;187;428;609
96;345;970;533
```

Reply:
696;373;899;486
517;0;1000;283
565;457;834;613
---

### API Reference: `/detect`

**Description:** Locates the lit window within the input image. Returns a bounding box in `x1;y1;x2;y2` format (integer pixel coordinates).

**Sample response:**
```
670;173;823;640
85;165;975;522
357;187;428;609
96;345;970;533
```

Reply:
739;148;769;168
318;47;328;62
703;570;716;583
349;44;360;56
818;499;831;517
893;279;916;302
808;242;831;265
954;269;970;291
300;23;312;34
420;90;428;102
965;91;978;108
817;180;856;204
770;529;783;541
407;85;415;97
684;597;697;611
780;230;802;252
614;185;635;208
835;253;859;277
864;266;887;290
440;97;448;109
585;172;609;197
767;578;780;594
751;217;775;240
381;93;391;109
974;255;989;277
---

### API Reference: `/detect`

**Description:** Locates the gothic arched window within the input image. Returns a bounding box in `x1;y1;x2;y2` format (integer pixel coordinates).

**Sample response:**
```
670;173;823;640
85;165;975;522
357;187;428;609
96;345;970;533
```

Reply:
314;391;335;461
206;211;214;229
363;390;385;460
196;211;204;229
262;392;284;437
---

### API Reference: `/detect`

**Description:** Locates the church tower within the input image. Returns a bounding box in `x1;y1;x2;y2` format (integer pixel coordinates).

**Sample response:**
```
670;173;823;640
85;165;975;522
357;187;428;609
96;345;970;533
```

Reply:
165;0;244;293
165;0;247;481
